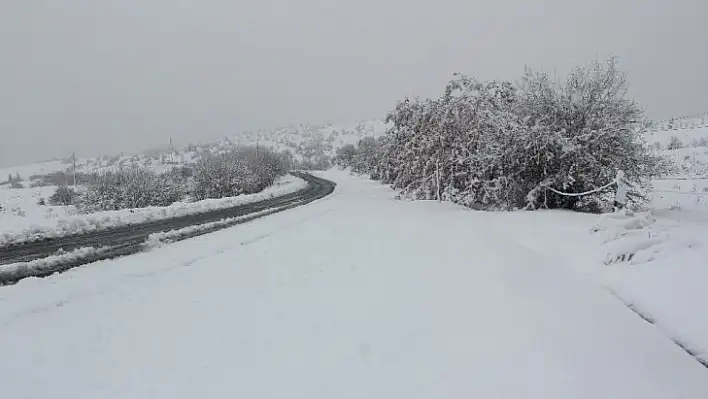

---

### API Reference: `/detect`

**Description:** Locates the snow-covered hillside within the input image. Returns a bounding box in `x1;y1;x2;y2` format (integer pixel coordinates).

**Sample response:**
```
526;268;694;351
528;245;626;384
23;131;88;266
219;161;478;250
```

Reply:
0;153;195;189
236;120;389;158
201;120;390;169
647;125;708;151
0;120;388;187
1;169;707;398
648;112;708;132
644;122;708;205
644;114;708;180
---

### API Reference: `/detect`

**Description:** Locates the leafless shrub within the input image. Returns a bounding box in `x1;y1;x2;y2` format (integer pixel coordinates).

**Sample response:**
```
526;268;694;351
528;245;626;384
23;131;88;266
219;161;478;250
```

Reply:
79;168;185;211
668;136;684;150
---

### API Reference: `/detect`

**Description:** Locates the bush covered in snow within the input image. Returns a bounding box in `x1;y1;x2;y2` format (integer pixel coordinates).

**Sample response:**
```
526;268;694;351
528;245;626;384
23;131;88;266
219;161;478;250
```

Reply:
79;168;187;211
338;57;666;212
334;136;385;176
49;185;78;206
192;152;249;200
69;145;290;211
333;144;356;169
191;146;290;200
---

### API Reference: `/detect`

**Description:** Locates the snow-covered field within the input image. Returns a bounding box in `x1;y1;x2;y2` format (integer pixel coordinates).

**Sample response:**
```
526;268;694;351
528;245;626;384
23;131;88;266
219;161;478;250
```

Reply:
651;177;708;210
642;123;708;215
648;113;708;132
657;145;708;179
0;184;61;222
0;175;307;245
647;125;708;149
0;160;70;184
0;170;707;398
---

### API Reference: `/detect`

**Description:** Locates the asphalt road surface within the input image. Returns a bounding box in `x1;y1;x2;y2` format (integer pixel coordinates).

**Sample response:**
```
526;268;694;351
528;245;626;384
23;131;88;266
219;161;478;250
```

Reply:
0;172;335;284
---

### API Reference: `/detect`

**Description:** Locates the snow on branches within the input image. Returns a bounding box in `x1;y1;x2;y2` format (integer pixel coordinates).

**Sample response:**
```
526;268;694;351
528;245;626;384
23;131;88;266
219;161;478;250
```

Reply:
337;57;666;212
78;146;291;211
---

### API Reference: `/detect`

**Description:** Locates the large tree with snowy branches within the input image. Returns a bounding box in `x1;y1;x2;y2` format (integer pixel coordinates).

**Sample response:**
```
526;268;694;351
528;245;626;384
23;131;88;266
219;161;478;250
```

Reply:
338;57;666;212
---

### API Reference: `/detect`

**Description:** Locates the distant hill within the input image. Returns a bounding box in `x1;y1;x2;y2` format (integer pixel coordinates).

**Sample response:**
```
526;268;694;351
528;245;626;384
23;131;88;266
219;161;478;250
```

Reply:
0;120;390;184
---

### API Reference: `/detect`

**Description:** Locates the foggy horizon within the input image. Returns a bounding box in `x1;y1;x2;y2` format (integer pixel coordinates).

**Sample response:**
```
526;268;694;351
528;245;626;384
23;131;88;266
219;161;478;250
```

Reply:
1;0;707;168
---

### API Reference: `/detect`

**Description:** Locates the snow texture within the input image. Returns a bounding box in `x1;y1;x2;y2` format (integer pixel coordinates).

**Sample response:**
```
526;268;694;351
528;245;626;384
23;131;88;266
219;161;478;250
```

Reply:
0;169;706;398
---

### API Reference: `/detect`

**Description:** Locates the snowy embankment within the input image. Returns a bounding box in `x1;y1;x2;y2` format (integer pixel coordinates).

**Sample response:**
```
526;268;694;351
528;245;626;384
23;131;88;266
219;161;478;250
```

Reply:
0;169;706;398
594;209;708;366
0;174;307;246
0;246;113;276
562;126;708;365
144;200;306;248
478;190;708;367
0;203;305;280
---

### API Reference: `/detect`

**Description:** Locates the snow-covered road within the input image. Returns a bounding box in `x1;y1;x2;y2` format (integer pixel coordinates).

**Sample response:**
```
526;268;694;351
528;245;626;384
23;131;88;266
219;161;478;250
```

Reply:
1;170;707;398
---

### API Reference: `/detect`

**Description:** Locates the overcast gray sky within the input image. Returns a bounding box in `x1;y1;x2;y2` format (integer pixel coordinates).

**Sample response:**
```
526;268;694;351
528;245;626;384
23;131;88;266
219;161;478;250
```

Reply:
1;0;707;167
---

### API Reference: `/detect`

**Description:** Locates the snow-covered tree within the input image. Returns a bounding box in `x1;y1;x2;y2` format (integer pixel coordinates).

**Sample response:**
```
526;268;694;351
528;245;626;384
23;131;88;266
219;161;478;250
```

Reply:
333;144;356;168
513;58;662;210
80;167;185;211
49;185;77;206
191;146;289;200
356;57;665;212
351;137;378;174
192;152;253;200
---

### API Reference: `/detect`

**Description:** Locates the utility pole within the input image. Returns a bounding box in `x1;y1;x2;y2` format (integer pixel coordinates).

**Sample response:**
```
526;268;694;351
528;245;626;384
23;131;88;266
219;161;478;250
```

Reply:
256;138;260;158
72;151;77;186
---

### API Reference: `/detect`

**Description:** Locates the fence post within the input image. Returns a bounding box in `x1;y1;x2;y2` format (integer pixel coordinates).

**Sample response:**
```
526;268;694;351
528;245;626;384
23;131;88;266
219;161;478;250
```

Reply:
614;170;627;211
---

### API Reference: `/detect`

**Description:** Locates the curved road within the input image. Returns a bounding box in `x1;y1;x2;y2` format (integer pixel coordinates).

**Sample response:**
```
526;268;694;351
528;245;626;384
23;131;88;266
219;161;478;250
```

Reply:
0;172;335;284
1;170;706;398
